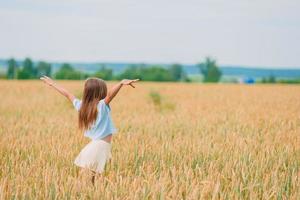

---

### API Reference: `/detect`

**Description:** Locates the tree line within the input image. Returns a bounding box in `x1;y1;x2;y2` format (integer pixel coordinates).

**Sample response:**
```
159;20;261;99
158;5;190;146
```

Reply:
7;58;51;79
5;57;222;82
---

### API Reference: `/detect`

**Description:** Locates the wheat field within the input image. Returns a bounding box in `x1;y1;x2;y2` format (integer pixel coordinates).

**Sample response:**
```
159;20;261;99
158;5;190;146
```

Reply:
0;80;299;199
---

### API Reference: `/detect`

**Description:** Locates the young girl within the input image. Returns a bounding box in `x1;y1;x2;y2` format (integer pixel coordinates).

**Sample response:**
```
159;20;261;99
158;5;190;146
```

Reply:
40;76;139;184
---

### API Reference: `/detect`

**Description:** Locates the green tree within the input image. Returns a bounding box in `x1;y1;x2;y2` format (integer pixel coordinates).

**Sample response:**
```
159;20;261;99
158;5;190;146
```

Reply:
36;61;51;77
55;63;86;80
7;58;18;79
197;57;222;82
169;64;185;81
118;64;185;82
93;65;113;80
261;75;276;83
117;65;142;80
268;75;276;83
141;66;173;81
18;58;36;79
118;65;174;82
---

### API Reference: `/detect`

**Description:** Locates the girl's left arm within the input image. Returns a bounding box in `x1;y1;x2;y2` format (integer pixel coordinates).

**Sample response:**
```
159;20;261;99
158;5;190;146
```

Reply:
40;76;75;103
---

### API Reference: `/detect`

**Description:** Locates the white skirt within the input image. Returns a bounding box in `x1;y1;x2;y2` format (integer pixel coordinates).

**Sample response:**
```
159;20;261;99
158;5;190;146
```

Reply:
74;139;112;173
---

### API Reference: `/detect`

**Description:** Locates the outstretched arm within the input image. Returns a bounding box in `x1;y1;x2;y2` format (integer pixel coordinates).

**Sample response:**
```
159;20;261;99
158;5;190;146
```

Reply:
105;79;139;105
40;76;75;103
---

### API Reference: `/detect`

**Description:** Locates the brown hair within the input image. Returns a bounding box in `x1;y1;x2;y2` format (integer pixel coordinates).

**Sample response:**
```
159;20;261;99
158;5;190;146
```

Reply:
78;78;107;130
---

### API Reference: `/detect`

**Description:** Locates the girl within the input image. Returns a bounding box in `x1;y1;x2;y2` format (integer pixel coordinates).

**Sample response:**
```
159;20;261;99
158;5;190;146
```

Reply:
40;76;139;184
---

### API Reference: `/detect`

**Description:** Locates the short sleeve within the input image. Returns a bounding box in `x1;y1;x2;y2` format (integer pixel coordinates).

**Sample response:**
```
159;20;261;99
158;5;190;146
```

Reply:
99;99;111;111
72;98;82;111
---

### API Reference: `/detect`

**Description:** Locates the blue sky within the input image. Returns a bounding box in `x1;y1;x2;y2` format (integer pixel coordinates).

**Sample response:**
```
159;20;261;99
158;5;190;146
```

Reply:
0;0;300;68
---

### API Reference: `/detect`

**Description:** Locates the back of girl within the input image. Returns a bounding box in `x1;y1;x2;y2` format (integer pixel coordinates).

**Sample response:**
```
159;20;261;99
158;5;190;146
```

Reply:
40;76;139;184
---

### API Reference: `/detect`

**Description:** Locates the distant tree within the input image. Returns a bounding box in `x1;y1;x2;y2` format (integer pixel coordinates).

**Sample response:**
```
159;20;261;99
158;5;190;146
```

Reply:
60;63;73;71
277;79;300;84
18;58;36;79
141;66;173;81
7;58;18;79
117;65;141;80
93;65;113;80
197;57;222;82
268;75;276;83
23;58;36;77
36;61;51;77
17;70;30;79
261;75;276;83
55;63;86;80
169;64;185;81
118;64;184;82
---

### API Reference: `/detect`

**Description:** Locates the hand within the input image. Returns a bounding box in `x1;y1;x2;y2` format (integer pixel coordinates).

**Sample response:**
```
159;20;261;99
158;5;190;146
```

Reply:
40;75;55;86
121;79;139;88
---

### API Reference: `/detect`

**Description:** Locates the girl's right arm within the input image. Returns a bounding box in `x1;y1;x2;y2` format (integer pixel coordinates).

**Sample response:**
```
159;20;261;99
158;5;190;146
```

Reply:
105;79;139;105
40;76;75;103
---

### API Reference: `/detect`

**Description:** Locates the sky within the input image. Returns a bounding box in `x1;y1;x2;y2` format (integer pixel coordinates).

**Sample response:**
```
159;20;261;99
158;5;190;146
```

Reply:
0;0;300;68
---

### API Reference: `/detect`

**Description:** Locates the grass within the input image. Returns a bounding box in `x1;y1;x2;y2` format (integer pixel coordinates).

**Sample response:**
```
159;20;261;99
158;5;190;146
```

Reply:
0;80;299;199
149;90;175;112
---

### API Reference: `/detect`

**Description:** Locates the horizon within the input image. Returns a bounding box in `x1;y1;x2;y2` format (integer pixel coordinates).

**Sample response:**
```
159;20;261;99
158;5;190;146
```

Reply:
1;57;300;70
1;0;300;68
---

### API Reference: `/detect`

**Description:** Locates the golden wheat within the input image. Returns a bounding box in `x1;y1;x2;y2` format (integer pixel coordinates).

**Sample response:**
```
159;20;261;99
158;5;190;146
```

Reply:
0;80;299;199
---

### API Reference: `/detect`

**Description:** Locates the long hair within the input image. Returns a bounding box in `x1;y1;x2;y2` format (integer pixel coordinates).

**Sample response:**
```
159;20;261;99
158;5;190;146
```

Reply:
78;78;107;130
